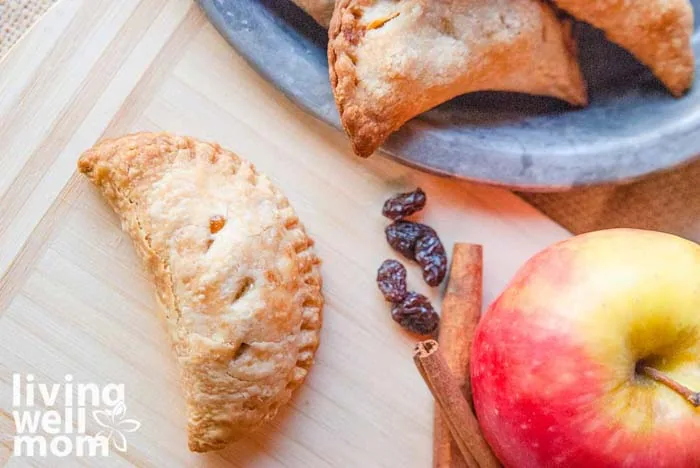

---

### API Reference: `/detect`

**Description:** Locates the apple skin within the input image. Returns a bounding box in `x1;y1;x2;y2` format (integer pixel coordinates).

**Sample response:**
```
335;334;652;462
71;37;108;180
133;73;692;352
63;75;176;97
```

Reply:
471;229;700;468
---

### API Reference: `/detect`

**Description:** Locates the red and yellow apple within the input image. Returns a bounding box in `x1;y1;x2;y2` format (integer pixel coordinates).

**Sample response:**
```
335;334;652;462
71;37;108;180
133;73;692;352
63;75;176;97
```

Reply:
471;229;700;468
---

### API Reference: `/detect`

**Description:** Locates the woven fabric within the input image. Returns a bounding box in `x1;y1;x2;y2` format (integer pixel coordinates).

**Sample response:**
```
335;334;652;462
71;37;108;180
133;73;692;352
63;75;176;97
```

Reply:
1;0;698;242
521;159;700;242
0;0;57;58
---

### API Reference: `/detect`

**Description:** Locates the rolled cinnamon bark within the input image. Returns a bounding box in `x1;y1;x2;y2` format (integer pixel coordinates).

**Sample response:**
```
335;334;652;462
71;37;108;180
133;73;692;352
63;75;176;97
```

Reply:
434;244;483;468
414;340;499;468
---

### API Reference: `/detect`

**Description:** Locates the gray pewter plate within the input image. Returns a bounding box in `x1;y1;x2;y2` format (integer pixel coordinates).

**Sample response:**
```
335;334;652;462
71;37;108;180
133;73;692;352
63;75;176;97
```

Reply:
198;0;700;190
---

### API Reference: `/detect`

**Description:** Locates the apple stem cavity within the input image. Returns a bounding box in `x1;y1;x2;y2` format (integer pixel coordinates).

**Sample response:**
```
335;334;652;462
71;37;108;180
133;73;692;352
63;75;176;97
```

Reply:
639;365;700;407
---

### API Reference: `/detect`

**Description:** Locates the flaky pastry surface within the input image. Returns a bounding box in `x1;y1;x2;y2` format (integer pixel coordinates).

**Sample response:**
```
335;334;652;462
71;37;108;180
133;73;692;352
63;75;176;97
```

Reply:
329;0;588;157
78;132;323;452
552;0;695;97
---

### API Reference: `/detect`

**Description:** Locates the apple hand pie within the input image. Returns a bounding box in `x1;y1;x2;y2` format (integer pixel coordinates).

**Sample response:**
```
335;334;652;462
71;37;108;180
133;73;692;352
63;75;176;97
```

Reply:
78;133;323;452
552;0;695;97
291;0;335;27
329;0;588;157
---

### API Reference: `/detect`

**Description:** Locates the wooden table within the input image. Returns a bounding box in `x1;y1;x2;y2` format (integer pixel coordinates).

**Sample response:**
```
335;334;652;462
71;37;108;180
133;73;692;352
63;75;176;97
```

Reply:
0;0;570;466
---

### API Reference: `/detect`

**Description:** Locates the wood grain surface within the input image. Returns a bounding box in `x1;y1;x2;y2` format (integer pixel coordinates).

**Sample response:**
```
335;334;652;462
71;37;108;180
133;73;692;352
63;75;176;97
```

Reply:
0;0;570;466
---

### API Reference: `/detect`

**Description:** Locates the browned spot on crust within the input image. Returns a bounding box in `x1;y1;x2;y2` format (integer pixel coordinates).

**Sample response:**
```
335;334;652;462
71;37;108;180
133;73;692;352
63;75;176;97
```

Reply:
439;16;456;37
209;215;226;234
367;11;400;30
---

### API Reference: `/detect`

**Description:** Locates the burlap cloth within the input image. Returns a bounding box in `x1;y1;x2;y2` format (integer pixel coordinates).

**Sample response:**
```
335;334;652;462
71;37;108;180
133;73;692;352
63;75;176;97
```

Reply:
0;0;57;57
2;0;698;242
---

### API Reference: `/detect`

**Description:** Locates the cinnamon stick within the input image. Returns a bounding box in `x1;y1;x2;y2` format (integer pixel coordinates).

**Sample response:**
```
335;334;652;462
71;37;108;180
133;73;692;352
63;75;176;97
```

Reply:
434;244;483;468
414;340;500;468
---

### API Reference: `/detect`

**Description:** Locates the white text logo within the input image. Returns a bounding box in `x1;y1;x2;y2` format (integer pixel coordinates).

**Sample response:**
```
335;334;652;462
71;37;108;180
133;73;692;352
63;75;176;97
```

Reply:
12;374;141;457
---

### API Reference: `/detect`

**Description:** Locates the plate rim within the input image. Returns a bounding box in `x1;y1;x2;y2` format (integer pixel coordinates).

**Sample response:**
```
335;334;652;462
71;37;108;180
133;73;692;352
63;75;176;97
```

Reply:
198;0;700;191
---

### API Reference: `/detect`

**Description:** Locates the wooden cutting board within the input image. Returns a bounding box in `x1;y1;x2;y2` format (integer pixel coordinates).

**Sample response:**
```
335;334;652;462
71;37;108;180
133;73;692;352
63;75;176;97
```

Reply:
0;0;570;466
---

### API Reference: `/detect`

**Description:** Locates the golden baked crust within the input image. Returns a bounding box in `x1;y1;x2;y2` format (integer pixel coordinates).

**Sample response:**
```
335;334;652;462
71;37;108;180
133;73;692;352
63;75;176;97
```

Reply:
328;0;588;157
78;133;323;452
292;0;334;27
552;0;694;97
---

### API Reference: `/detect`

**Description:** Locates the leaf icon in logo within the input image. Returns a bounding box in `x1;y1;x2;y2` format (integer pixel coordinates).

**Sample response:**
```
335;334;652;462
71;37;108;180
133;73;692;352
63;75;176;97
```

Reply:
111;430;128;453
93;408;113;429
92;401;141;453
112;401;127;421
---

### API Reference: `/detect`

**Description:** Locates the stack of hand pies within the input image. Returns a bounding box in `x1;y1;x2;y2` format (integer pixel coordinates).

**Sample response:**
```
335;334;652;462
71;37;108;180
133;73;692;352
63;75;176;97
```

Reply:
292;0;696;157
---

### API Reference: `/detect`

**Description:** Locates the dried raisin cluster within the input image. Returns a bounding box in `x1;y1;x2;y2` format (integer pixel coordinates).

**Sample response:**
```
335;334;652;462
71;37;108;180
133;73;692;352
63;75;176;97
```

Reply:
377;259;440;336
382;188;447;286
385;221;447;286
376;188;447;336
384;221;435;259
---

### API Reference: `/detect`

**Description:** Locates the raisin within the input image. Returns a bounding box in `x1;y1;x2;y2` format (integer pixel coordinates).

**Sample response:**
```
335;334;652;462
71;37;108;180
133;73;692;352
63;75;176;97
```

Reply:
391;292;439;336
376;259;408;303
385;221;436;260
415;232;447;286
382;188;427;220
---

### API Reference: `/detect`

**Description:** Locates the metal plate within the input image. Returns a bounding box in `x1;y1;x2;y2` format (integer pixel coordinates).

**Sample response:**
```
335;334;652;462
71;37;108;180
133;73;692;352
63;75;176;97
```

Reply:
198;0;700;190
